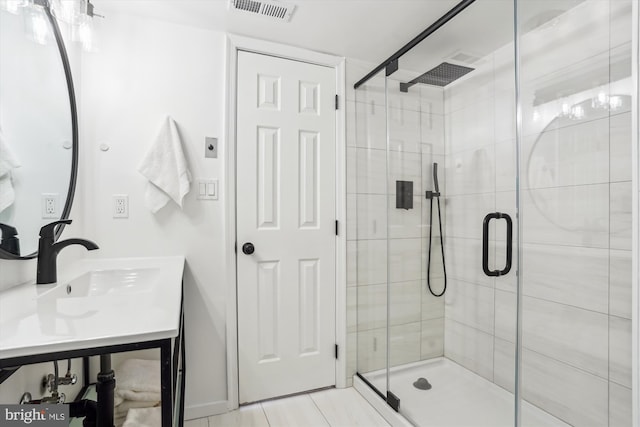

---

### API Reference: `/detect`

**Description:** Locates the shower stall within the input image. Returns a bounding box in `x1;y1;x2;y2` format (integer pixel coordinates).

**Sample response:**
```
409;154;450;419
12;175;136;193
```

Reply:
349;0;638;425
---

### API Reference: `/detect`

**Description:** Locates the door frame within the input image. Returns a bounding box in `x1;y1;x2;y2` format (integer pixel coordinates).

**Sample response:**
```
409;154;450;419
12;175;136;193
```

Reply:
224;34;347;411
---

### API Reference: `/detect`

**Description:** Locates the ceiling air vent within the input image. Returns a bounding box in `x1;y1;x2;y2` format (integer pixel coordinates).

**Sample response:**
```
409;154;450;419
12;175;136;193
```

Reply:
228;0;296;22
448;51;483;65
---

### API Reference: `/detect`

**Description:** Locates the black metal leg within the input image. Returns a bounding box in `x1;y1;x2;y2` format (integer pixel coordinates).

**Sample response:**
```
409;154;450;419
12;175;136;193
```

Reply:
161;340;172;427
96;355;115;427
83;356;90;388
179;328;186;427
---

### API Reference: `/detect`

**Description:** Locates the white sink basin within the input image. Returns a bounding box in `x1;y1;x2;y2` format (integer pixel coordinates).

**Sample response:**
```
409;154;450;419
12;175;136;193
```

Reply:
0;256;184;360
38;268;162;300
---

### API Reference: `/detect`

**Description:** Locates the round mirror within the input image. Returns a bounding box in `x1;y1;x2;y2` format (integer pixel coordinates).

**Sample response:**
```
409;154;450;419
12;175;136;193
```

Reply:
527;94;631;230
0;2;77;259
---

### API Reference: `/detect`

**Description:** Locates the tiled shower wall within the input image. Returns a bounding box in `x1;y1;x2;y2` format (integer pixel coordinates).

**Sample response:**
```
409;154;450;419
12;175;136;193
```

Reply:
345;66;447;385
442;1;633;426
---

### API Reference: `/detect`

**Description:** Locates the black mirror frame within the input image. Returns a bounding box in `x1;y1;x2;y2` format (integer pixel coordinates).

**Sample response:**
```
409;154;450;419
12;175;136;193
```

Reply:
0;1;78;260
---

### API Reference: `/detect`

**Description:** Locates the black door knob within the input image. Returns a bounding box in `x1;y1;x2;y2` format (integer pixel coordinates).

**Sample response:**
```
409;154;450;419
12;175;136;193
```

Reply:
242;243;255;255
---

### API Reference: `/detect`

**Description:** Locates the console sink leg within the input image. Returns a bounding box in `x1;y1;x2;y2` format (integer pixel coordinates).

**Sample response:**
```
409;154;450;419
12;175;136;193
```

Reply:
96;355;115;427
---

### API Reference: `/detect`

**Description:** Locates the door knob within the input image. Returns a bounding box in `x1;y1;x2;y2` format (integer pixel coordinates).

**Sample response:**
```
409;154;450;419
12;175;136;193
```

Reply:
242;243;255;255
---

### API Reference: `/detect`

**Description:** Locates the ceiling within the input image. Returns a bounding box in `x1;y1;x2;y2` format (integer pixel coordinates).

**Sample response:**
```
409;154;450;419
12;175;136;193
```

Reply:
92;0;460;65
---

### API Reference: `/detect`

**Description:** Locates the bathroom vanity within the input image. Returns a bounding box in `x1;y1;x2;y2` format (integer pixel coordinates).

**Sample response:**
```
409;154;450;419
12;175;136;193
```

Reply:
0;256;185;427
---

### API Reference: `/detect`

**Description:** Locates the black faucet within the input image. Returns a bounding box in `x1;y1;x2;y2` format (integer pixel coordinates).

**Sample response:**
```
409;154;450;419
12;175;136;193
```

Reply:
37;220;99;285
0;223;20;256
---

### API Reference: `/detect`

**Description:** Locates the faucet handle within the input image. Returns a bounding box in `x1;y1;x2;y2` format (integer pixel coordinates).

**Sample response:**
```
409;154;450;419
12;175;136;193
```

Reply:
39;220;72;238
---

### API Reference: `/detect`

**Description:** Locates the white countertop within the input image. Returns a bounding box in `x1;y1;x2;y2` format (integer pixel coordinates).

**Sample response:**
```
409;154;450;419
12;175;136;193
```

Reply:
0;256;185;361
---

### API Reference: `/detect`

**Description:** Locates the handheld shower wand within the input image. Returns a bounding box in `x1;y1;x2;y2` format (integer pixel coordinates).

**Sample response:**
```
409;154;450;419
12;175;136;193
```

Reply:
426;162;447;297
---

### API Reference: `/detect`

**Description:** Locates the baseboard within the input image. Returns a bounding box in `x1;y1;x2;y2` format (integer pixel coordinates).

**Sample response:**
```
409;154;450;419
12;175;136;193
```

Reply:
353;376;413;427
184;400;228;420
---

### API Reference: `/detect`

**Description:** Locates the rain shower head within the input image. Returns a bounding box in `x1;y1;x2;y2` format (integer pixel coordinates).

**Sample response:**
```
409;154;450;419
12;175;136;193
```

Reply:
400;62;474;92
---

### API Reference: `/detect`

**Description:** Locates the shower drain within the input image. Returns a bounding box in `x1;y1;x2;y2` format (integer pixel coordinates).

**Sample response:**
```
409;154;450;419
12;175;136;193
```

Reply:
413;377;432;390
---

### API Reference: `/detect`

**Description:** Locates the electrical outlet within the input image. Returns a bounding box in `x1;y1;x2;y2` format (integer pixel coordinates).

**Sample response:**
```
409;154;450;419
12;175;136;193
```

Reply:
113;195;129;218
42;194;59;219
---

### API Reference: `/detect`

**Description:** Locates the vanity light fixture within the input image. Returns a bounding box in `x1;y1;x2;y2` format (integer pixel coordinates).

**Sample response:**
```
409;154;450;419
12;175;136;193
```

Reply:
0;0;27;14
1;0;101;51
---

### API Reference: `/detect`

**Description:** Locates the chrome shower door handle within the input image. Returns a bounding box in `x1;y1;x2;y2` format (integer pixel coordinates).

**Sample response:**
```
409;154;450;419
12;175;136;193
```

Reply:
482;212;513;277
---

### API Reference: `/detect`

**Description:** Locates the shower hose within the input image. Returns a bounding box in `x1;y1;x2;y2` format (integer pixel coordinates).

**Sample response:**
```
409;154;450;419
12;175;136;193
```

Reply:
427;163;447;297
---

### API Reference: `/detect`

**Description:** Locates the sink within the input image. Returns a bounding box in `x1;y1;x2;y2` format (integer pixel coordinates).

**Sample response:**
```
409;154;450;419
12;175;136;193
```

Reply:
38;268;162;300
0;256;184;360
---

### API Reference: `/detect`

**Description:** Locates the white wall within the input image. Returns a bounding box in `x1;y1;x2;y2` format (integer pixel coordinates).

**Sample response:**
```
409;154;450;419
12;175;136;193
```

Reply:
79;12;228;418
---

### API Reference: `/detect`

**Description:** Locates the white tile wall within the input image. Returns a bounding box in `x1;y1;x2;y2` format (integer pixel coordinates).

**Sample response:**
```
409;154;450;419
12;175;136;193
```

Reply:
523;117;610;189
522;297;609;378
609;382;633;427
610;112;633;182
356;148;386;194
444;320;494;381
444;280;495;334
521;184;609;248
421;318;444;359
609;249;632;319
356;239;387;286
610;181;632;250
445;144;496;196
356;194;387;240
388;238;422;283
609;315;632;388
520;243;609;313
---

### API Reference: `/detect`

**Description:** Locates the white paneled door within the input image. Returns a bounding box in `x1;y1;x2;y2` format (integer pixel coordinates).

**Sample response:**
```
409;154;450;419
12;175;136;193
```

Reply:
236;51;337;404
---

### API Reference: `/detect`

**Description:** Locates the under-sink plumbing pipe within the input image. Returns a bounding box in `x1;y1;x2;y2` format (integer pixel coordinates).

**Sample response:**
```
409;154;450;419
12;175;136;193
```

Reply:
425;162;447;297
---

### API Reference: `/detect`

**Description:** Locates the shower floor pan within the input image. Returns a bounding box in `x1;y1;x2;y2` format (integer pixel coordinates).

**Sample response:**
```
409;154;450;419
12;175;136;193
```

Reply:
358;358;569;427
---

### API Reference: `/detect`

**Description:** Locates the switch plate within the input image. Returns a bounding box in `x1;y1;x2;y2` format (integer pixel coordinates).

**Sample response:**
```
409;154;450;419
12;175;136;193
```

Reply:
113;195;129;218
197;179;218;200
205;137;218;158
42;193;60;219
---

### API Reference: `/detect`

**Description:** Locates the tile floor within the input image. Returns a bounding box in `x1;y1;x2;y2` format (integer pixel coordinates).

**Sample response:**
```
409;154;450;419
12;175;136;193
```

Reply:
185;387;389;427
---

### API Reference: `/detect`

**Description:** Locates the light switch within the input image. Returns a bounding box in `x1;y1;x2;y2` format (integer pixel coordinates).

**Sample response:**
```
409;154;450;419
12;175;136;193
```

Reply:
197;179;218;200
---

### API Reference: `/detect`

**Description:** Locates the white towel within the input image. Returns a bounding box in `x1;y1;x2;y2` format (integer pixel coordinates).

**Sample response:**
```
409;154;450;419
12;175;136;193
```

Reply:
0;128;20;213
138;116;191;213
116;390;161;403
115;359;161;402
122;407;161;427
115;399;160;427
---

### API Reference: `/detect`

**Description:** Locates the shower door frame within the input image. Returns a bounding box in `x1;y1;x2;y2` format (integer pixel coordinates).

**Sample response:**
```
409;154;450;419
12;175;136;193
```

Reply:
632;1;639;426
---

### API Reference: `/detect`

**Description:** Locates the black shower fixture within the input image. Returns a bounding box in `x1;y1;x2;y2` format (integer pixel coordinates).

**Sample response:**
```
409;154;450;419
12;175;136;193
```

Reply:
400;62;474;92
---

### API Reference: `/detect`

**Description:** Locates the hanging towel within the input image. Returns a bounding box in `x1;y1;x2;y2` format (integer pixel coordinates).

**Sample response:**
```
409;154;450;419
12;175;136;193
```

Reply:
0;128;20;213
138;116;192;213
122;407;161;427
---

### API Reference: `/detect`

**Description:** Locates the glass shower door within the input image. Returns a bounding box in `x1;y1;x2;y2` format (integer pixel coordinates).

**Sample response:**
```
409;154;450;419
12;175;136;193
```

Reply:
384;1;520;425
354;69;390;400
516;0;635;425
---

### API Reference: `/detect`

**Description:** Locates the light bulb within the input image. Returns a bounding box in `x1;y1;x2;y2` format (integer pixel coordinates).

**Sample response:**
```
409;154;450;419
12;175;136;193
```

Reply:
72;12;93;51
609;96;622;111
571;105;585;120
1;0;27;14
24;5;51;44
